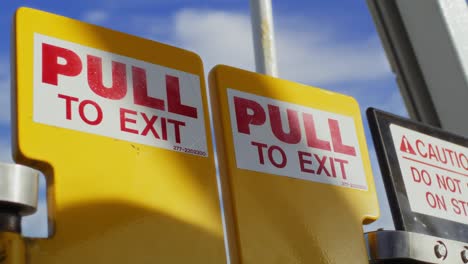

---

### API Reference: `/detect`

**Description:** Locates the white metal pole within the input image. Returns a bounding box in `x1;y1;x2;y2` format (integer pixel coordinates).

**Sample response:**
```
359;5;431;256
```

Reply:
249;0;278;77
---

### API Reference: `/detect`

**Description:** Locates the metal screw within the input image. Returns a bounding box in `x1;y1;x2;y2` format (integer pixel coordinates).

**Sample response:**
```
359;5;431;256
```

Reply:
434;241;448;259
461;249;468;263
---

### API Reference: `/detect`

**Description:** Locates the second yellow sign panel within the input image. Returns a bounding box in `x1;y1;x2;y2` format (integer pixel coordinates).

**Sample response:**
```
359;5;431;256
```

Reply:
209;65;379;264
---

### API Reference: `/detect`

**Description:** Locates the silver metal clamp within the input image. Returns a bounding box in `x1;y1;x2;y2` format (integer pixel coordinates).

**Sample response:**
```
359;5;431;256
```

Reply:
366;230;468;263
0;162;39;233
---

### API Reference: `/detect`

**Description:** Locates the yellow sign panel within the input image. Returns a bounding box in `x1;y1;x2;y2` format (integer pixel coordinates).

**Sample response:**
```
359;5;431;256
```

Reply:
13;7;225;263
209;65;379;263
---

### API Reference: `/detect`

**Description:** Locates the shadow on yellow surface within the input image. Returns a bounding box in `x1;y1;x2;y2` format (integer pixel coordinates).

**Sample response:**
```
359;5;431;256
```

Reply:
27;201;225;263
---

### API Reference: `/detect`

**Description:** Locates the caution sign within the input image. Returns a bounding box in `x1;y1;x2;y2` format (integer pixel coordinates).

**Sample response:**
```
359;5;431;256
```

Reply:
210;65;379;263
14;7;225;263
368;108;468;242
228;89;367;190
391;125;468;223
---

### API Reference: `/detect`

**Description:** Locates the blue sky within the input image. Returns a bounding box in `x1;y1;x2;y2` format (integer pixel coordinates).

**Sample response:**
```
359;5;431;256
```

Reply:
0;1;406;237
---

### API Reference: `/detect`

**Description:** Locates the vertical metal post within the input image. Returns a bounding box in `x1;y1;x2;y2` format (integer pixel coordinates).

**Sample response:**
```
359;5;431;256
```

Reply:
367;0;468;135
0;232;26;264
249;0;278;77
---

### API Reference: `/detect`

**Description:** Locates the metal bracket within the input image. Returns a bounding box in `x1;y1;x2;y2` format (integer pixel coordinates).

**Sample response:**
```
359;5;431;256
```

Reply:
0;162;38;215
366;230;468;263
0;163;39;264
0;162;39;233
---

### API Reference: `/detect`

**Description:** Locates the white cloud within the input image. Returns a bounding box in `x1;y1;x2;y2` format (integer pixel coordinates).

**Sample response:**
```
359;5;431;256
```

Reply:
278;35;390;85
82;10;110;24
174;9;255;73
130;16;174;40
171;9;391;85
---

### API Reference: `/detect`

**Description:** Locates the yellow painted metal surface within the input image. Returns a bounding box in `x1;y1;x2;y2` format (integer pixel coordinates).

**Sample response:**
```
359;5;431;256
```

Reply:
209;65;379;263
0;232;26;264
13;7;226;263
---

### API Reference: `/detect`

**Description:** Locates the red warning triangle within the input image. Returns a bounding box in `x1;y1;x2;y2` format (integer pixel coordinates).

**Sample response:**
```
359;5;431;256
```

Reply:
400;136;416;155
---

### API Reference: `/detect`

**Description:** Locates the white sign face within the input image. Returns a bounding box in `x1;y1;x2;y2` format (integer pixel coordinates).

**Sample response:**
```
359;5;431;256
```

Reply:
227;89;368;190
33;34;207;157
390;124;468;224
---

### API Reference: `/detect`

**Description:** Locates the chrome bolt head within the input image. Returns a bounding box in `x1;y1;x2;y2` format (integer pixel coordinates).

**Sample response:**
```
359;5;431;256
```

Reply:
434;242;448;259
461;249;468;263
